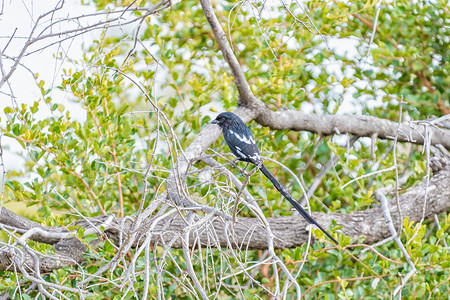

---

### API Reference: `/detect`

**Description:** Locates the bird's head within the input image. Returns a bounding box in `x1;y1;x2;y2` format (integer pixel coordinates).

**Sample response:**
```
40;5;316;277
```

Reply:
211;112;241;129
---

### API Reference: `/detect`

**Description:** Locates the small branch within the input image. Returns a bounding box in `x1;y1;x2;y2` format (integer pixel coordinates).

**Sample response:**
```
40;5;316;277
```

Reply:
232;162;261;223
364;0;382;58
306;136;358;201
199;0;256;105
183;214;208;299
375;189;416;296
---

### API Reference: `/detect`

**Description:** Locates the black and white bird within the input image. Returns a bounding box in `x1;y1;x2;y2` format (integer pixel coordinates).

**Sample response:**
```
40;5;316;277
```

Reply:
212;112;338;244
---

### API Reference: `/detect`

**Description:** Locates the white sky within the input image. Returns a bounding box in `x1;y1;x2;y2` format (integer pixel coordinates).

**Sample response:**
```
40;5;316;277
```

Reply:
0;1;95;107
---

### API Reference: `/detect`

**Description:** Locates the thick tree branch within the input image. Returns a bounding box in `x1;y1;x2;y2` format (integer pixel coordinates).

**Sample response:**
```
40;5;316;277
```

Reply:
0;207;68;244
1;153;449;273
253;110;450;150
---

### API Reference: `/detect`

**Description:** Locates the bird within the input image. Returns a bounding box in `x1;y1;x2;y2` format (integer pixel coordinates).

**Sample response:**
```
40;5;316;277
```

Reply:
212;111;338;244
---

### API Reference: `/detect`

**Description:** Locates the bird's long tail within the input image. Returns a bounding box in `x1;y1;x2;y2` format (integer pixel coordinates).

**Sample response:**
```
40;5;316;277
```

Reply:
259;164;338;244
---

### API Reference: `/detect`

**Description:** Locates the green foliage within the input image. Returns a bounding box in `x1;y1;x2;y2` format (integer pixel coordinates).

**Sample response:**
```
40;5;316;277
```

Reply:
1;0;449;298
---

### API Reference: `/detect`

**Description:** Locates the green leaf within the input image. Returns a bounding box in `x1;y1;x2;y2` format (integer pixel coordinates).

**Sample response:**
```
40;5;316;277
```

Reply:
12;124;21;136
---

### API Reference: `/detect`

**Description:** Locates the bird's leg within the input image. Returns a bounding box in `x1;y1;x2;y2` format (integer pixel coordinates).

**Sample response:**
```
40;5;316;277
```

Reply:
238;162;251;176
230;158;248;176
256;160;263;170
230;158;240;169
242;162;250;173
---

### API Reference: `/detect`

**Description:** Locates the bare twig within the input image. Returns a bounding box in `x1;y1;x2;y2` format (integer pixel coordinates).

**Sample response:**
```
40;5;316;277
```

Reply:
306;136;358;201
374;189;416;296
232;161;262;223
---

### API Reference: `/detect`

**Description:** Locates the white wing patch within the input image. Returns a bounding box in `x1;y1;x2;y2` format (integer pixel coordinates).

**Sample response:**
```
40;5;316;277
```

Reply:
235;147;245;158
250;154;261;162
232;131;254;145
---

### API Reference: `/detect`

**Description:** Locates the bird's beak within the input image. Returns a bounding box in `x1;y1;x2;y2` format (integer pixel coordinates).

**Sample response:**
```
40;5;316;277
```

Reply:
211;119;218;125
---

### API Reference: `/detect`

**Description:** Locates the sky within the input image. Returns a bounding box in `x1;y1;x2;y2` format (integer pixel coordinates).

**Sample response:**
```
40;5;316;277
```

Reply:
0;0;94;106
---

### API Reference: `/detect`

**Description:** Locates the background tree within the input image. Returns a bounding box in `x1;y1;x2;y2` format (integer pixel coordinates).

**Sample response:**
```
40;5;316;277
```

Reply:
0;0;449;299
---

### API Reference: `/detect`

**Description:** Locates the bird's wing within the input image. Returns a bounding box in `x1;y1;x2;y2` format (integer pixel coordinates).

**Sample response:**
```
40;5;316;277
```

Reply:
223;128;260;163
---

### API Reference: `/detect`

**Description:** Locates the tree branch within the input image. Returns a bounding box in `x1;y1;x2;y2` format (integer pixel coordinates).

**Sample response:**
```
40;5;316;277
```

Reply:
199;0;257;105
1;152;449;273
253;110;450;150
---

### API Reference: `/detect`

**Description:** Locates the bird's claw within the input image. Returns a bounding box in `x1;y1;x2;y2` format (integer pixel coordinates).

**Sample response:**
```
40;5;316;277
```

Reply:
230;159;249;176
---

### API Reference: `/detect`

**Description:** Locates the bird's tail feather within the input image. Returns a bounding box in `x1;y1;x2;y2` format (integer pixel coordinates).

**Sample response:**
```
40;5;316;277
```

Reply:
259;164;338;244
